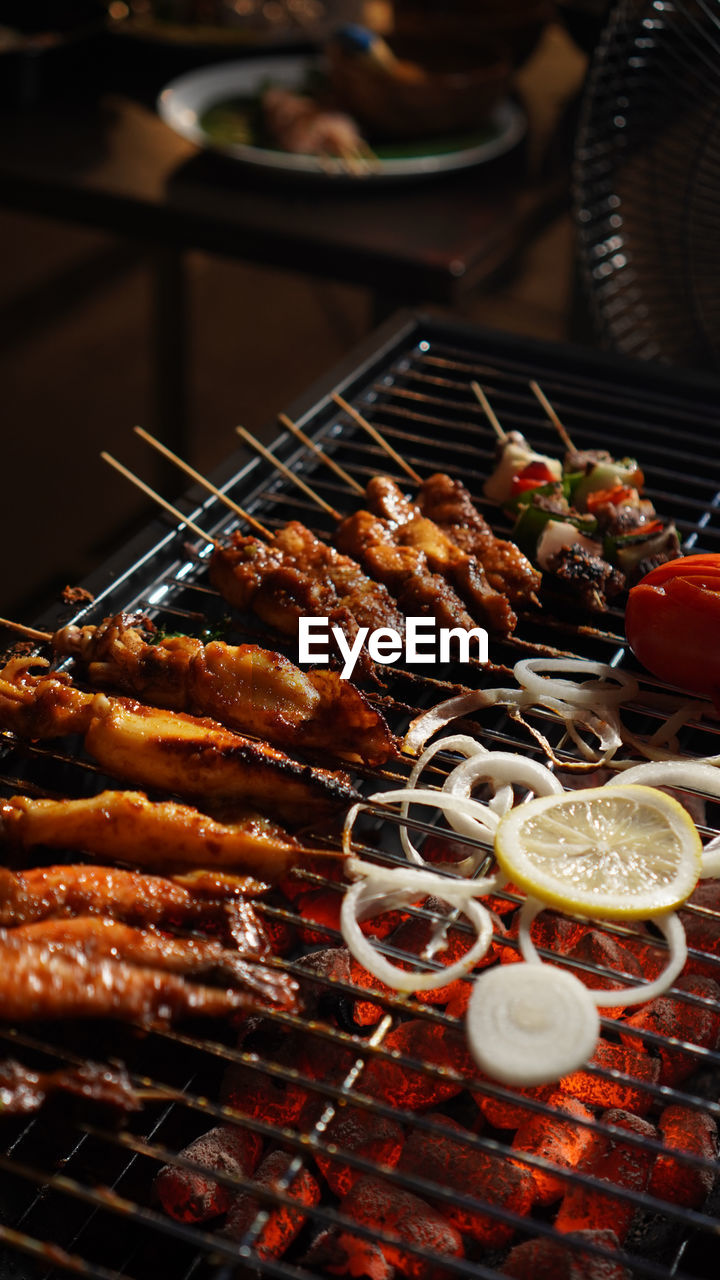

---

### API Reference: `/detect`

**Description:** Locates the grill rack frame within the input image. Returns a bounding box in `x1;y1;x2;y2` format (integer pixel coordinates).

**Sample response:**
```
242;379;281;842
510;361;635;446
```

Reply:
2;311;720;1280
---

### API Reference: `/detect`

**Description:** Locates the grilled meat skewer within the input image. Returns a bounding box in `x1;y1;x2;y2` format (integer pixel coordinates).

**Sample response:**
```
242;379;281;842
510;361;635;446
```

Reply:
9;917;298;1011
209;521;405;683
0;658;358;826
0;928;262;1024
411;472;543;607
0;1058;140;1114
53;615;397;766
0;789;328;882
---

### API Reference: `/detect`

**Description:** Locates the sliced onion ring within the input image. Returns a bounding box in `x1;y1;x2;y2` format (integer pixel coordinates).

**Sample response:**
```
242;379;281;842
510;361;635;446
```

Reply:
400;736;503;870
466;962;600;1085
514;658;639;708
340;877;495;992
517;897;688;1007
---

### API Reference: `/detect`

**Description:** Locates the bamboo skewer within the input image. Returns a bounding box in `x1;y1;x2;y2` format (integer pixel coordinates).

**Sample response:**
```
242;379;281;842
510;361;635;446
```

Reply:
101;452;219;547
529;380;576;453
278;413;364;496
0;618;52;642
235;426;342;521
133;427;271;540
471;381;507;442
332;393;422;484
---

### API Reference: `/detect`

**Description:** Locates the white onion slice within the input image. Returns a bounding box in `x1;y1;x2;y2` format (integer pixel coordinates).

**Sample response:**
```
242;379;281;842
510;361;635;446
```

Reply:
403;687;535;756
340;878;495;992
345;857;501;904
605;762;720;877
400;735;502;870
517;898;688;1007
514;658;639;708
466;962;600;1085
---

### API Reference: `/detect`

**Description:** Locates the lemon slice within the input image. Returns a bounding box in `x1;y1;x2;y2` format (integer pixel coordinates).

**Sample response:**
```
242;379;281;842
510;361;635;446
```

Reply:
493;784;702;919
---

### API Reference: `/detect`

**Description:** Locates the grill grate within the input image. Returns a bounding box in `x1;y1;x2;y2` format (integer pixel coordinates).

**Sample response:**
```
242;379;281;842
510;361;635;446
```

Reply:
2;313;720;1280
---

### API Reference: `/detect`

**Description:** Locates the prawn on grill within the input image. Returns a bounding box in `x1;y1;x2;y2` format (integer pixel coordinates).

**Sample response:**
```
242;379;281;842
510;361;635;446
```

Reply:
209;520;405;682
0;863;276;954
52;614;397;766
0;788;318;882
0;926;278;1025
0;1058;140;1115
8;917;299;1012
0;657;359;827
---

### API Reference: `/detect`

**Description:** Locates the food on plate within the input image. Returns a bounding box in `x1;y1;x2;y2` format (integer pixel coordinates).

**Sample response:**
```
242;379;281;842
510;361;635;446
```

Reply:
261;86;375;168
0;789;318;881
0;657;358;825
492;784;703;919
209;521;405;682
51;613;397;765
482;423;680;609
625;554;720;699
0;1058;140;1115
466;963;600;1086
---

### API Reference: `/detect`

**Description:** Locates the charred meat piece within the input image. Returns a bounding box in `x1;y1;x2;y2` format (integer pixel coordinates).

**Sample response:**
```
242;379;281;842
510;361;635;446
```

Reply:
209;524;404;682
0;789;326;882
364;476;517;634
546;544;626;611
55;616;397;766
0;658;358;826
336;509;481;632
415;472;542;607
0;1058;140;1115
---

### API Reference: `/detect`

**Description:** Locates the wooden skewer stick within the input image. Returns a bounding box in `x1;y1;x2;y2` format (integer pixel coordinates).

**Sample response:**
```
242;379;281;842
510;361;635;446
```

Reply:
235;426;342;521
0;618;52;642
529;380;576;453
332;393;422;485
471;381;507;442
278;413;365;496
101;452;218;547
133;426;271;541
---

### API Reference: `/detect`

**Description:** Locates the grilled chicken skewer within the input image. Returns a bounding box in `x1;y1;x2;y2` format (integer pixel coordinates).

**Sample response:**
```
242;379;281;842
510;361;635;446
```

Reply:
47;614;397;766
0;1058;140;1114
0;788;318;881
209;520;405;683
9;917;298;1011
0;657;358;826
0;927;265;1024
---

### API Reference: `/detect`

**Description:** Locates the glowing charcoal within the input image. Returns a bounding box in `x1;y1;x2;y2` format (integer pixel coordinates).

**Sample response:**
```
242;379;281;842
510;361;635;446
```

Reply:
650;1105;718;1207
510;1092;598;1206
222;1029;356;1126
559;1040;659;1114
620;974;720;1085
154;1125;262;1223
502;1227;629;1279
313;1105;404;1197
223;1150;320;1257
340;1175;464;1280
554;1109;656;1242
565;932;645;1019
302;1228;394;1279
398;1113;534;1247
359;1020;473;1110
474;1082;555;1131
297;887;344;946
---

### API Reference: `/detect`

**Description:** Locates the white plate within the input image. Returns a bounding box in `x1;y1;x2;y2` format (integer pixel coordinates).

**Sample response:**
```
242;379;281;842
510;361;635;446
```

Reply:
157;55;526;183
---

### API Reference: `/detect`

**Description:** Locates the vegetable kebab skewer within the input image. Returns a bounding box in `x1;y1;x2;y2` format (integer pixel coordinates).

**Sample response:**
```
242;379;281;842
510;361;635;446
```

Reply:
0;613;397;767
476;380;681;609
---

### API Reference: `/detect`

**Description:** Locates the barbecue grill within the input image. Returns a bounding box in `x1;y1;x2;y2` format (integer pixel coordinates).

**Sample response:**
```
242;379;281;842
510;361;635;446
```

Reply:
3;311;720;1280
